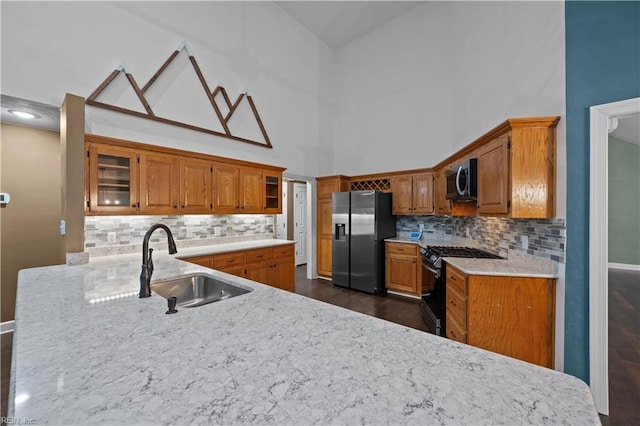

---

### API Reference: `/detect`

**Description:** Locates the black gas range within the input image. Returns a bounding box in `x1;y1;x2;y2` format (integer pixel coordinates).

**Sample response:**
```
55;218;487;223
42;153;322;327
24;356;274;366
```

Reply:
420;245;502;336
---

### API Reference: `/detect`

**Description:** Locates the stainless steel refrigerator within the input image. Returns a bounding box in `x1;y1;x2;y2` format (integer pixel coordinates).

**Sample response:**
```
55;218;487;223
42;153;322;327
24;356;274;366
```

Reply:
332;191;396;294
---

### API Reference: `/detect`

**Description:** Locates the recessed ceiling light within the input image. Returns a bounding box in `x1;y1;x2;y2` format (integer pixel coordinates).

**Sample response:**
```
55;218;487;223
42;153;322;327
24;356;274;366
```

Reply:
8;110;40;119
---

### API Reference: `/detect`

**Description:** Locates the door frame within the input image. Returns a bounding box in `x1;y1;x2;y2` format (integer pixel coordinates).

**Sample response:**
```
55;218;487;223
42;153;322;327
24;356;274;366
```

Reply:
589;96;640;414
293;182;308;266
282;173;315;279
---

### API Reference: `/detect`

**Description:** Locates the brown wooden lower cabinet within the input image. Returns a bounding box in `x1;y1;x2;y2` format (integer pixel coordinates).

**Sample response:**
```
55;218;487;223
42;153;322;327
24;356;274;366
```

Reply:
445;263;556;368
385;242;421;296
181;244;295;292
317;234;333;278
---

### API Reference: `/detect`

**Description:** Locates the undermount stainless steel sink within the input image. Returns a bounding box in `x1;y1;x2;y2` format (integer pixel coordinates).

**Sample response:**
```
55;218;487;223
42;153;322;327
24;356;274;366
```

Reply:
151;273;252;308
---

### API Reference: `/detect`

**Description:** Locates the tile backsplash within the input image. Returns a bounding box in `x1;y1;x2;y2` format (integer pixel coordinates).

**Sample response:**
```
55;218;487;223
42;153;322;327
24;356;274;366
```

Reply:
85;215;274;249
397;216;565;263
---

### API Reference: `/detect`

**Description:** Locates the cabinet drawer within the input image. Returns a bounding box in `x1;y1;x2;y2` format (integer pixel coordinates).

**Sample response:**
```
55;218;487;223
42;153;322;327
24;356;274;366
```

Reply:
246;248;272;264
447;314;467;343
446;284;467;326
273;244;294;260
217;264;246;278
386;243;417;256
182;255;212;268
446;265;467;295
212;252;245;268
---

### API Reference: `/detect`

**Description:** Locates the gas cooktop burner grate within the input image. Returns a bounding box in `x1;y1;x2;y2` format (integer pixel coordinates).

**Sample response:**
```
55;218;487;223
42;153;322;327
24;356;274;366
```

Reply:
425;246;503;259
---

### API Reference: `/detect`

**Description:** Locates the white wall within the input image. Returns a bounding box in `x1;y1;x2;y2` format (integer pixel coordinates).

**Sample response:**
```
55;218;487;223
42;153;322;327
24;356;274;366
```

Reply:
332;1;566;218
333;2;454;175
449;1;566;218
0;1;334;178
2;2;566;214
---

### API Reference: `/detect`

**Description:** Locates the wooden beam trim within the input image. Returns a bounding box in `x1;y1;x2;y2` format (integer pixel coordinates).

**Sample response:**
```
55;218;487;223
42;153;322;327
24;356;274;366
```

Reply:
85;100;272;149
87;69;120;101
246;95;273;148
224;93;245;123
216;86;233;110
125;73;155;116
141;50;180;93
188;55;230;135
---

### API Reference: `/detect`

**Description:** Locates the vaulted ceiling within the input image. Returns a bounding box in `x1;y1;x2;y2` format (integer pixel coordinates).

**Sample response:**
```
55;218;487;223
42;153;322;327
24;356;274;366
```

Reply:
275;1;423;49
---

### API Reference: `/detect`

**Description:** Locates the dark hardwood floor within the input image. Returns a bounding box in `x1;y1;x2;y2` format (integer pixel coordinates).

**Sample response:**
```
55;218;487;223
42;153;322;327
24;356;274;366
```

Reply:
1;266;636;423
294;265;428;332
600;268;640;426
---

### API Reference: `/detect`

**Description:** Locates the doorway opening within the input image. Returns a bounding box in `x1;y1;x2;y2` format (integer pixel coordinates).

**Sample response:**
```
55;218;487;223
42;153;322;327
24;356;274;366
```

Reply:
276;174;314;279
589;97;640;415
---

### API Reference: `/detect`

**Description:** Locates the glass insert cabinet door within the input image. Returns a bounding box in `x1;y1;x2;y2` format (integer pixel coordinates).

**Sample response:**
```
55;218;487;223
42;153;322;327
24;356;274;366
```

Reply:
87;145;139;214
264;173;281;213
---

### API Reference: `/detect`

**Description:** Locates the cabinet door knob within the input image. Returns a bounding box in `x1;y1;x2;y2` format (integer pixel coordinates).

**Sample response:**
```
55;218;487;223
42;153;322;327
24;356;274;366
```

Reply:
173;205;178;209
181;205;185;208
131;204;136;208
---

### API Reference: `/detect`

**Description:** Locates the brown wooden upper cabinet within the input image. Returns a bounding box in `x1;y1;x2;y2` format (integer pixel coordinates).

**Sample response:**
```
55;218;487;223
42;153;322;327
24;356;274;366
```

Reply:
139;151;179;214
85;134;284;216
476;134;510;215
212;162;240;213
139;152;212;215
179;157;213;214
263;172;282;214
212;164;282;214
433;168;451;215
474;117;558;218
87;144;140;214
240;167;263;212
390;172;434;215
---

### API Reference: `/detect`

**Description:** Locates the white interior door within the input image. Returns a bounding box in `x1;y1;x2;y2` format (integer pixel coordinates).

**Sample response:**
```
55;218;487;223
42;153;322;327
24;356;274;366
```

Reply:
275;184;287;240
294;183;307;265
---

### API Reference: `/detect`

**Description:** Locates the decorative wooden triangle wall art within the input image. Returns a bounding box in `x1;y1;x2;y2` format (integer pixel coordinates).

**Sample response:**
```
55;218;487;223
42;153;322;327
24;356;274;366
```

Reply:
86;46;272;148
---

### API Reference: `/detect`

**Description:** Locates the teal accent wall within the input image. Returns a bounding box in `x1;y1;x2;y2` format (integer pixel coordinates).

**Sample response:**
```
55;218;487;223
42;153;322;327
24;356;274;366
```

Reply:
565;1;640;382
608;136;640;265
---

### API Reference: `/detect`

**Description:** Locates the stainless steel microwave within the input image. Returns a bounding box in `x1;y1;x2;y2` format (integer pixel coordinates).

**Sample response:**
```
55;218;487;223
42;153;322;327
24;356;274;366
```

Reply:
446;158;478;201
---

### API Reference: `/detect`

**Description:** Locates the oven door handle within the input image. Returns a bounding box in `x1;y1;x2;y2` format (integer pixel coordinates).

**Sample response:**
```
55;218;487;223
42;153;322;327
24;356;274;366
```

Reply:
422;262;440;278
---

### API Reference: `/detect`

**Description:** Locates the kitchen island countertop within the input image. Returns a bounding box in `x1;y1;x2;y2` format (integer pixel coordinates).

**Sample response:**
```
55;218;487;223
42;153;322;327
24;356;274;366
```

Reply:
11;244;595;424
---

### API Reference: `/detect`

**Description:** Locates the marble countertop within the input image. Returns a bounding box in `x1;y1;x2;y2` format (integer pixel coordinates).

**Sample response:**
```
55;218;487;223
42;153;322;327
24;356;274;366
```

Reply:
175;238;294;258
385;237;557;278
11;244;596;424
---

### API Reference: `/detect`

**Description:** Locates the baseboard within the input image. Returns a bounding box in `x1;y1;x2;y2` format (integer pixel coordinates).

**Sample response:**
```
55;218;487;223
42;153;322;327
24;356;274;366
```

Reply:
1;320;15;334
608;263;640;271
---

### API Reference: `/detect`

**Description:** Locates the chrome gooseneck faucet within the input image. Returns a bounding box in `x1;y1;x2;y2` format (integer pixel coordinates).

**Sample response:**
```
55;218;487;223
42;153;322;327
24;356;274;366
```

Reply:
139;224;178;298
